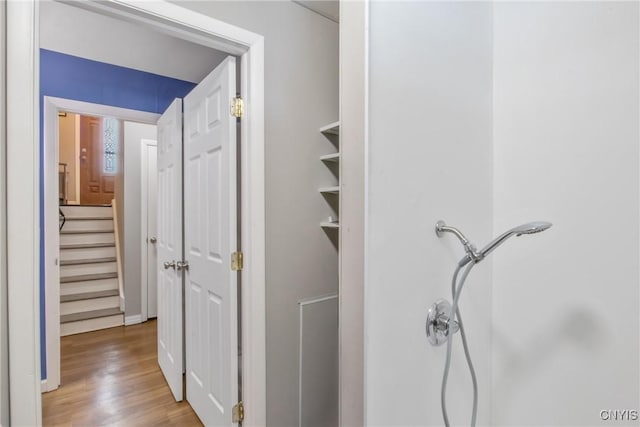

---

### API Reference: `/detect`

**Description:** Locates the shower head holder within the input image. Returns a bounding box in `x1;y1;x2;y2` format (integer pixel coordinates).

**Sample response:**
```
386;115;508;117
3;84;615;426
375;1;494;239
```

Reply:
426;299;459;346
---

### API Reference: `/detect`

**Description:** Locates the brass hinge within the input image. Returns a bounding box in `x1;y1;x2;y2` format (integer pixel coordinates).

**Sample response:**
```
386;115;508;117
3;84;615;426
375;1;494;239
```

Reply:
231;96;244;118
231;251;244;271
232;401;244;423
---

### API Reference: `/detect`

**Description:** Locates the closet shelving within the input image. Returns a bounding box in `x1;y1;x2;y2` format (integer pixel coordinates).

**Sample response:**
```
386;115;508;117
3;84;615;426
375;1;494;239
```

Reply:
318;121;340;230
319;153;340;163
318;186;340;194
319;121;340;136
320;222;340;229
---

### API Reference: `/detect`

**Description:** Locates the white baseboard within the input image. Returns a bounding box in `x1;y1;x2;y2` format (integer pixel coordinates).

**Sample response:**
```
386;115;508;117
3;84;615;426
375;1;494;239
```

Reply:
124;314;143;326
41;379;58;393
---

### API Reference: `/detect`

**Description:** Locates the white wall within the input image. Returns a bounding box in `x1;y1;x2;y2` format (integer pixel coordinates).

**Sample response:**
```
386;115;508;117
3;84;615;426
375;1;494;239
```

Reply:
492;2;640;425
171;2;339;426
339;1;366;425
123;122;157;320
366;2;494;425
39;1;228;83
0;1;8;424
364;2;639;426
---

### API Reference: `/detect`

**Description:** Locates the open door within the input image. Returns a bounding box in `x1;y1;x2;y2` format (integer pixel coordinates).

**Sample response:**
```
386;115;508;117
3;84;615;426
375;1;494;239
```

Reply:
156;98;184;402
184;56;239;425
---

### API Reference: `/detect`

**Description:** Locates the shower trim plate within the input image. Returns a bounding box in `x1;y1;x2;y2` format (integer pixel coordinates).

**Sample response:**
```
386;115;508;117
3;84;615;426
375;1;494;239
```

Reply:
426;299;459;346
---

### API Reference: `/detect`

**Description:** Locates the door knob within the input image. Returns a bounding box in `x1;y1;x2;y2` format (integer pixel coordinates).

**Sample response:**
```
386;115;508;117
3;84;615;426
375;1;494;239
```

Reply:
149;237;157;244
163;260;176;270
176;260;189;271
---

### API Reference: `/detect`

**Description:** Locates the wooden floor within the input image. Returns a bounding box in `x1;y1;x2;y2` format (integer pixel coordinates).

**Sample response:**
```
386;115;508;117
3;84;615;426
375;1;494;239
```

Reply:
43;320;202;426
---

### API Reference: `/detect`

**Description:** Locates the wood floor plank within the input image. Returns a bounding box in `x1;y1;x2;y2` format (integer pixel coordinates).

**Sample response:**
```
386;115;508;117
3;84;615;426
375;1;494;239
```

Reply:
42;320;202;426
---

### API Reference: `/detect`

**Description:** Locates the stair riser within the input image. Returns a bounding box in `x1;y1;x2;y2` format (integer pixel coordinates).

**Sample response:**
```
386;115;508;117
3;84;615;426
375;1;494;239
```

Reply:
60;246;116;261
61;219;114;233
61;296;120;316
60;233;115;246
60;206;112;218
61;314;123;336
61;278;118;296
61;262;117;278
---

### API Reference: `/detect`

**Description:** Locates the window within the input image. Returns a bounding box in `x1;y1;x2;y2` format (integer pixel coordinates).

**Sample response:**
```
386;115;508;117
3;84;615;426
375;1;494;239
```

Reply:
103;117;119;174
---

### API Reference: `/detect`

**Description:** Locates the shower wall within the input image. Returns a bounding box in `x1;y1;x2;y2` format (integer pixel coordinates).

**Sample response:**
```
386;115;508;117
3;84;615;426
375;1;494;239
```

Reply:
367;2;494;425
365;1;639;426
492;2;640;425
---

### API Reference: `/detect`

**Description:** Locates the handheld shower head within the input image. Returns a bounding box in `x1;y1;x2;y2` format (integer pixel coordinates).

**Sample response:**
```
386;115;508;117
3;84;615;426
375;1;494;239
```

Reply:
478;221;552;260
508;221;552;237
435;220;552;267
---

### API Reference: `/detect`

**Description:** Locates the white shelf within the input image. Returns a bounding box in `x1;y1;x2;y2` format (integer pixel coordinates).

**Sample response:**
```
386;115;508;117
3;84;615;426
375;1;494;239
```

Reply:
318;186;340;194
319;121;340;136
320;222;340;229
320;152;340;163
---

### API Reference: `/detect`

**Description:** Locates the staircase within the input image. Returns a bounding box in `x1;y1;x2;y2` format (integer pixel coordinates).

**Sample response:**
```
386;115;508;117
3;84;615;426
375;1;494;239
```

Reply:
59;205;124;336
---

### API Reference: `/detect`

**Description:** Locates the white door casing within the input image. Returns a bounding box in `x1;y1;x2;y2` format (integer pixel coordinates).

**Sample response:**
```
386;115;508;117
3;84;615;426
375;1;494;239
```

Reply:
43;98;61;392
146;143;158;319
156;98;184;402
184;56;238;426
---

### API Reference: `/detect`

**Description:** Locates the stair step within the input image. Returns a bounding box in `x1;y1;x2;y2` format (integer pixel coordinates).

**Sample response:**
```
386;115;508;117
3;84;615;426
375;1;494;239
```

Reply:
60;289;119;303
60;243;115;250
60;233;115;246
65;217;112;221
60;257;116;266
61;261;116;277
60;272;117;284
61;313;123;336
60;246;116;262
60;229;114;234
61;277;118;295
60;307;123;324
60;205;112;219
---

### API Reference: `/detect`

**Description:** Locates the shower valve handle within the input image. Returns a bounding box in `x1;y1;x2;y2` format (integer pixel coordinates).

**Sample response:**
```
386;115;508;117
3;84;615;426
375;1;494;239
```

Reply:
426;299;459;346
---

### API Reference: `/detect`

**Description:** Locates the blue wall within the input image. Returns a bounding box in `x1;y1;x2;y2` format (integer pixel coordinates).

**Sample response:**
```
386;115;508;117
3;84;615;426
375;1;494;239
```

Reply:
40;49;196;379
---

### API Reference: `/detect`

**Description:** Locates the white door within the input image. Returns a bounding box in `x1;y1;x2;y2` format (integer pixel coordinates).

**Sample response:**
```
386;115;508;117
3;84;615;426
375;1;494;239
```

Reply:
156;98;184;402
184;56;239;425
146;143;158;318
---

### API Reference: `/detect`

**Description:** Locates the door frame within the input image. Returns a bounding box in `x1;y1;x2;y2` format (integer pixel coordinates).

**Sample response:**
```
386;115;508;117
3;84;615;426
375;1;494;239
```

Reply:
140;138;158;323
6;2;266;425
43;96;161;393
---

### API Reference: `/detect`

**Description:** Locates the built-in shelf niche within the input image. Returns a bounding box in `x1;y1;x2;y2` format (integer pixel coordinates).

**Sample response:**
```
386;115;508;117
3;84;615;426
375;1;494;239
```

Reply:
319;121;340;230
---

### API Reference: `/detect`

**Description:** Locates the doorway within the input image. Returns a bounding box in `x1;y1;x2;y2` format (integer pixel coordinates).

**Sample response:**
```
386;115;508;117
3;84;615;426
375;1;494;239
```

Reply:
42;35;251;427
44;97;161;391
8;2;265;425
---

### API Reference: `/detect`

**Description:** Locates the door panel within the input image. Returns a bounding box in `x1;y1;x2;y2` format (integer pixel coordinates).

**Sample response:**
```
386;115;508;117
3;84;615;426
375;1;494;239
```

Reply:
184;56;238;426
147;144;158;318
80;116;115;205
156;99;184;402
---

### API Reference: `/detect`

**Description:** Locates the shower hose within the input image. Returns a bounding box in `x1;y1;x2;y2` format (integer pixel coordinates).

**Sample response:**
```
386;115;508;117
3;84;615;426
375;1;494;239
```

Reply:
441;262;478;427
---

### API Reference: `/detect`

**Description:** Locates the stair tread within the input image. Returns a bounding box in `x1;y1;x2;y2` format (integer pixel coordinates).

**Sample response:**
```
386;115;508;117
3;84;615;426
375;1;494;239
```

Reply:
60;307;123;324
60;257;116;266
60;243;115;250
65;216;113;221
60;289;119;302
60;229;114;234
60;204;112;207
60;272;118;283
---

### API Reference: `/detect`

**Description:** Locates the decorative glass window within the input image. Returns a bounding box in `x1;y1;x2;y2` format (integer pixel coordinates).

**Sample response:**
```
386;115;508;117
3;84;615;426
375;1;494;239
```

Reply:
103;118;119;174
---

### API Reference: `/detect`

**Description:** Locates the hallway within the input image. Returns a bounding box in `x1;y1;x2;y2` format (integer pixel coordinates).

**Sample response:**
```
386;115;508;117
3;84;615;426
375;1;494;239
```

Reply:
42;320;202;426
